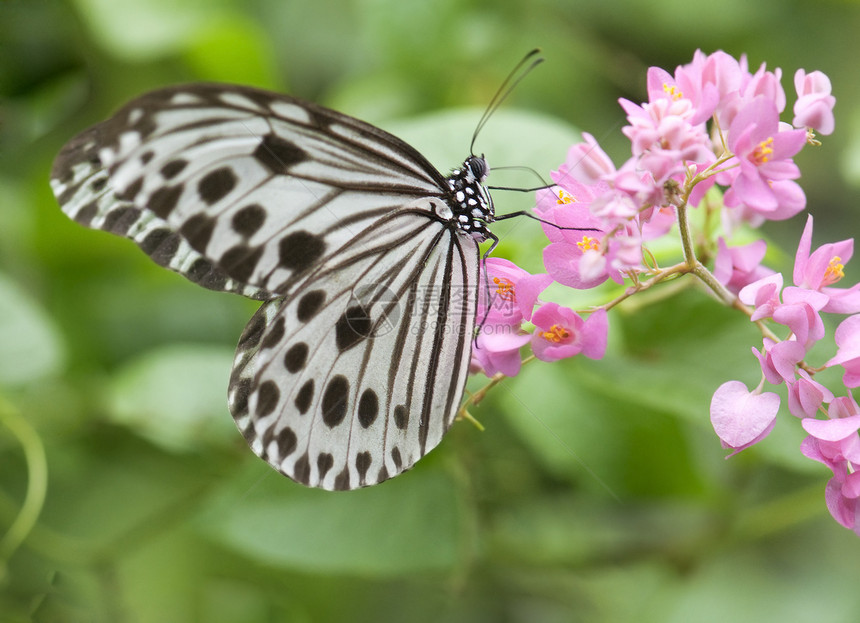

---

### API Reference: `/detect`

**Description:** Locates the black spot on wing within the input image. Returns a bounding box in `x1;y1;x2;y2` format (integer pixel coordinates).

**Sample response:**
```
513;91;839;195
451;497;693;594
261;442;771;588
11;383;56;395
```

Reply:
253;134;306;174
149;185;183;219
377;465;389;483
220;244;263;284
179;213;216;251
230;377;251;418
393;405;408;430
186;259;228;291
334;466;351;491
294;379;314;414
102;206;142;235
296;290;325;322
357;389;379;428
279;231;325;273
117;177;143;202
276;427;297;457
198;167;237;205
261;316;285;350
317;453;334;480
237;308;267;351
356;452;372;482
335;306;372;351
74;202;99;227
160;159;188;180
140;229;180;267
232;204;266;238
293;453;311;484
284;342;308;373
255;380;280;416
321;375;349;428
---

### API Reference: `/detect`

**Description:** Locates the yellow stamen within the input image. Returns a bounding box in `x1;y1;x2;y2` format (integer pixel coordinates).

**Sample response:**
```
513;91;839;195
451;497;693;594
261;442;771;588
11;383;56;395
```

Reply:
577;235;600;252
557;189;575;204
663;83;683;101
492;276;516;301
540;324;571;343
824;256;845;285
752;137;774;165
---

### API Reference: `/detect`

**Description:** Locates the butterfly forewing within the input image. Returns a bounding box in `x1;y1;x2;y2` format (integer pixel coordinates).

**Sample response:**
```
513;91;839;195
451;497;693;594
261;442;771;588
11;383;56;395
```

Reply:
52;84;450;297
51;126;270;299
51;82;489;489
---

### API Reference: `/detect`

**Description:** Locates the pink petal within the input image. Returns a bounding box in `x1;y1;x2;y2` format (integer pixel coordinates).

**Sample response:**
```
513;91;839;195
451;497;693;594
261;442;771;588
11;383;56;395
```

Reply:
802;414;860;441
793;214;814;286
710;381;780;451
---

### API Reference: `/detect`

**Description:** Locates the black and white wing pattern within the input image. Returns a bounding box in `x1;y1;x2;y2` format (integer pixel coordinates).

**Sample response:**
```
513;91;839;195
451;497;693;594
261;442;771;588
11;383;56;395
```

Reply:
51;83;496;489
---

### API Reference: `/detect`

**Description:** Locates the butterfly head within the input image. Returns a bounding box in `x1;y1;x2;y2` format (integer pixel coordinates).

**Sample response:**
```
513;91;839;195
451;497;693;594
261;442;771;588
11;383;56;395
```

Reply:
447;155;494;242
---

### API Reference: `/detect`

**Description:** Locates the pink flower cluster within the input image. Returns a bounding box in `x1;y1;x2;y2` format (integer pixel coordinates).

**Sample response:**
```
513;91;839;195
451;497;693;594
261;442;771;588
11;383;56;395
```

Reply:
467;49;854;535
533;50;834;293
470;258;607;377
711;216;860;534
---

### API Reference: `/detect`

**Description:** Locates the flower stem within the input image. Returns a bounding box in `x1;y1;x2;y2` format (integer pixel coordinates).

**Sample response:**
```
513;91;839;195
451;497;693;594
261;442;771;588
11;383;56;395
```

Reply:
675;196;736;306
0;396;48;581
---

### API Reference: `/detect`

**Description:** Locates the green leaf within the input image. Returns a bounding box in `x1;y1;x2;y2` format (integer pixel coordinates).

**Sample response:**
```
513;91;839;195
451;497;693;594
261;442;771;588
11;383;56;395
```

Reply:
71;0;233;61
198;463;469;576
0;273;65;386
108;344;236;452
182;18;281;88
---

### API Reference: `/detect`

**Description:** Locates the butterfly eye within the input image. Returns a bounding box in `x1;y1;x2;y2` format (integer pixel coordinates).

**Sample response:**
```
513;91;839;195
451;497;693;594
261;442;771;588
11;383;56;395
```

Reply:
466;156;489;181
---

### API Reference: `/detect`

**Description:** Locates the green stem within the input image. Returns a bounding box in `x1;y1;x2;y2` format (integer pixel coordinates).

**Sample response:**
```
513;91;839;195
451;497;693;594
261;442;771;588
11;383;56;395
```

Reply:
676;197;736;306
0;396;48;576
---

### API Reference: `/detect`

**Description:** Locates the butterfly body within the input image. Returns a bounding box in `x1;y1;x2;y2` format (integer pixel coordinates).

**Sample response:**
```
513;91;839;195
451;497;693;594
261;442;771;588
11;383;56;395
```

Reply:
51;83;493;489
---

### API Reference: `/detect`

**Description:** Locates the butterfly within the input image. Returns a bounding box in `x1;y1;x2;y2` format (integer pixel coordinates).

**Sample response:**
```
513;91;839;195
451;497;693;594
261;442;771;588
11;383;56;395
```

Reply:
50;53;543;490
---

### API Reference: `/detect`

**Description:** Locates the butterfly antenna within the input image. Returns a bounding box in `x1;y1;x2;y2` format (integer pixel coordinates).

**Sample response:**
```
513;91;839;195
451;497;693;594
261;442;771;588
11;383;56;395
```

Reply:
470;49;544;154
487;165;552;192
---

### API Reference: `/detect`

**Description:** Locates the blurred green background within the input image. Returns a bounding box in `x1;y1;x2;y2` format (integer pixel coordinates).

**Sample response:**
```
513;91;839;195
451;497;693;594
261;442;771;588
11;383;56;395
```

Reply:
3;0;860;621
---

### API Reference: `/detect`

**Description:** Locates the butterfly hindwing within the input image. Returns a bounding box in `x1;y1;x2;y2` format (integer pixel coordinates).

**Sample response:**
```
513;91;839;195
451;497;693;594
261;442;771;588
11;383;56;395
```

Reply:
230;207;479;489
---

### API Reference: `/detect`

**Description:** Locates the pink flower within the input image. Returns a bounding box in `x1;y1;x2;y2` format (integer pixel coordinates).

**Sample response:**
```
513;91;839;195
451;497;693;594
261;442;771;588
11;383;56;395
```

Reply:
800;407;860;534
825;315;860;388
471;328;532;377
723;96;807;217
793;214;860;314
793;69;835;135
479;258;552;324
530;304;608;363
710;380;780;456
741;63;786;113
752;338;806;385
553;133;617;186
739;273;784;321
540;196;634;289
787;370;833;418
713;237;774;295
822;477;860;535
535;186;606;245
619;97;714;183
647;51;719;125
740;273;828;348
801;411;860;471
772;288;828;350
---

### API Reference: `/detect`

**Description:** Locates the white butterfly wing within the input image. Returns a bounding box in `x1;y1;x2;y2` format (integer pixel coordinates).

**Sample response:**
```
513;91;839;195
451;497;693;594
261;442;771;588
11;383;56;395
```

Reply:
51;83;482;489
51;125;269;299
231;208;478;489
51;83;450;298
